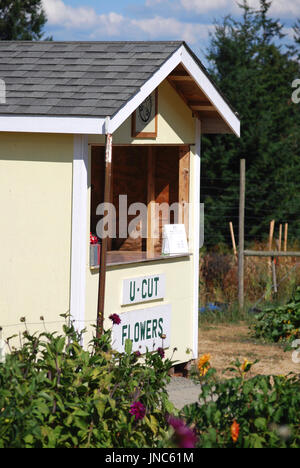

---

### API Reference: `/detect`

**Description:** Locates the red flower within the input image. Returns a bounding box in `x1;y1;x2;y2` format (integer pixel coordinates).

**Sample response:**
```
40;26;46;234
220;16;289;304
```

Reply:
157;347;165;358
109;314;121;325
231;420;240;443
90;233;98;244
129;401;146;421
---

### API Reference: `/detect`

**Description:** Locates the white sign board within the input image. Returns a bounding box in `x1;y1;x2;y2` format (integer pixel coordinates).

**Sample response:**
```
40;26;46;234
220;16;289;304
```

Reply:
112;304;171;354
122;274;166;305
162;224;188;255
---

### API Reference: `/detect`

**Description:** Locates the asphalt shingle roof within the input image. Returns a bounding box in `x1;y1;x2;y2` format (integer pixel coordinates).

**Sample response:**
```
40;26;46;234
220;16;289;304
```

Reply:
0;41;183;118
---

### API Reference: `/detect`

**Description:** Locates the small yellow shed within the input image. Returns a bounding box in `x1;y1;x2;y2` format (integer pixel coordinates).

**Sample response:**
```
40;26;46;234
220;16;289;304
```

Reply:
0;41;240;364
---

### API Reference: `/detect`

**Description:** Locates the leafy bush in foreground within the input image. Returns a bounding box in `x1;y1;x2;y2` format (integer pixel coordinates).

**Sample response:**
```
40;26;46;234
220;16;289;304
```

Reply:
183;358;300;448
0;316;175;448
251;286;300;343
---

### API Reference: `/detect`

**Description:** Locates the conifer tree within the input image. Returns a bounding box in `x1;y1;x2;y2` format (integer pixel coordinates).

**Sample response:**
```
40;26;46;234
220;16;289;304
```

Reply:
0;0;48;40
202;0;300;247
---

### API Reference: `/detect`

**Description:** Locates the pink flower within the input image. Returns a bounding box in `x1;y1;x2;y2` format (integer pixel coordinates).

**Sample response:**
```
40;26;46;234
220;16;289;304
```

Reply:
109;314;121;325
157;347;165;358
129;401;146;421
168;416;197;448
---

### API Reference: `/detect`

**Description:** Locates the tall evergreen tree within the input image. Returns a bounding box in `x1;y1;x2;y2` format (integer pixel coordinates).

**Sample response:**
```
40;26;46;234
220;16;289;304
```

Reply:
0;0;48;40
202;0;300;248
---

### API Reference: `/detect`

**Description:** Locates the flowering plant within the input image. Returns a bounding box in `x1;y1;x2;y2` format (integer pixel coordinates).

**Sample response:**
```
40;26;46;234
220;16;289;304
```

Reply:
0;314;175;448
197;353;211;377
183;358;300;448
90;233;98;244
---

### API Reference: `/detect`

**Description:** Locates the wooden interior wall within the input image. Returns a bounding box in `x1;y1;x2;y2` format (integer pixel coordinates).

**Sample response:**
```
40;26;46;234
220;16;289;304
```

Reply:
112;146;147;252
90;146;105;236
91;145;189;255
154;146;180;253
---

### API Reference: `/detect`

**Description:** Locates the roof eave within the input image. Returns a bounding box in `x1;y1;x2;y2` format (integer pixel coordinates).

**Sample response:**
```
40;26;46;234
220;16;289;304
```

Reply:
0;43;240;137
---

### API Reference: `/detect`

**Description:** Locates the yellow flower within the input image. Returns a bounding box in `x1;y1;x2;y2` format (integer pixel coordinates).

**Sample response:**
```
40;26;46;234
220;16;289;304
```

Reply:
241;358;253;373
198;354;210;368
198;354;211;376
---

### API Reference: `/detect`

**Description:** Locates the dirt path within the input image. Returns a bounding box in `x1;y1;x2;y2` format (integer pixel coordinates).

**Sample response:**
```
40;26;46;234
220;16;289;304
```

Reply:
198;322;300;378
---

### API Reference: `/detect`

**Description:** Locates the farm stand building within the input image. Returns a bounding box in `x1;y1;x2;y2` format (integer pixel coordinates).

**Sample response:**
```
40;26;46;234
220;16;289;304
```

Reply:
0;41;240;363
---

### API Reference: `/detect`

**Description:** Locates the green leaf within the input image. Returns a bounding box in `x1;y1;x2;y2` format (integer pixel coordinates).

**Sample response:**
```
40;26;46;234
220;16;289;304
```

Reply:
254;417;267;431
125;339;133;355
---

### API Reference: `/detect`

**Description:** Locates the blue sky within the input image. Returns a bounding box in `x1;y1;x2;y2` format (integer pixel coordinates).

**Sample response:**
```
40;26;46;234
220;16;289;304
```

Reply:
42;0;299;64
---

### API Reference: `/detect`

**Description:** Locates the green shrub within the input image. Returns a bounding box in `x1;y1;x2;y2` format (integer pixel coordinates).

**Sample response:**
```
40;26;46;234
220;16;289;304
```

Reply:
182;359;300;448
0;316;175;448
251;286;300;343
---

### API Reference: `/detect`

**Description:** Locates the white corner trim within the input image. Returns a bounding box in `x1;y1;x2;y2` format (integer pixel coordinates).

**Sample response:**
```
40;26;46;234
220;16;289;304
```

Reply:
0;115;105;134
181;48;240;137
70;135;88;333
193;118;201;360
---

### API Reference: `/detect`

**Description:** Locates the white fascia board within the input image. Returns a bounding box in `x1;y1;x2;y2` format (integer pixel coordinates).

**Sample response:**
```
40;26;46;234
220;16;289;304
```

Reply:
0;115;105;134
109;46;184;134
180;47;240;137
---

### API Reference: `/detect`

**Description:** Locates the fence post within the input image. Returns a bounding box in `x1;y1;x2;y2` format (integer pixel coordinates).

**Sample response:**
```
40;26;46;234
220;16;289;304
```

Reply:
238;159;246;313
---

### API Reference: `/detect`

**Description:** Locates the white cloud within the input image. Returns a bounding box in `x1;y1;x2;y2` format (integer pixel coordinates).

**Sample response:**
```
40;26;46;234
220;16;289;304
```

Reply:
42;0;213;43
145;0;165;5
132;16;213;43
180;0;300;18
43;0;126;35
266;0;300;17
43;0;98;28
180;0;230;14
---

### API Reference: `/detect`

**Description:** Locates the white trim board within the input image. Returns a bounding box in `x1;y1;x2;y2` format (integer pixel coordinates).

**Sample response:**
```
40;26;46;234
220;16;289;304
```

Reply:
69;135;89;333
0;45;240;137
192;118;201;359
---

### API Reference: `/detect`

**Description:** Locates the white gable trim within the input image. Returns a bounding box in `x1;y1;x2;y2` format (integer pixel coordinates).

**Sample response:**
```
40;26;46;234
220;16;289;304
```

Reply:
0;44;240;137
180;47;240;137
110;45;240;137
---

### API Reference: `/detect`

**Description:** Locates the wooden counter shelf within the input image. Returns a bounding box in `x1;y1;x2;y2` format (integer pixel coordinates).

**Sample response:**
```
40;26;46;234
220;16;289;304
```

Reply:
90;250;192;269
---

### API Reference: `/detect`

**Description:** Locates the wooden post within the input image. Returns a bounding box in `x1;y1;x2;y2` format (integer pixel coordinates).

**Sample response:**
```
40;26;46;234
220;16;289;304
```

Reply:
229;221;237;260
147;147;156;258
278;224;282;252
268;220;275;274
272;257;278;293
268;220;275;252
96;121;112;339
284;223;288;252
179;146;190;240
238;159;245;313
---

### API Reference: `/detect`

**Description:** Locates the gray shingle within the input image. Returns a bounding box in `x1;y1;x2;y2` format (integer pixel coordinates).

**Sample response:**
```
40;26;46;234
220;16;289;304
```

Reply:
0;41;183;118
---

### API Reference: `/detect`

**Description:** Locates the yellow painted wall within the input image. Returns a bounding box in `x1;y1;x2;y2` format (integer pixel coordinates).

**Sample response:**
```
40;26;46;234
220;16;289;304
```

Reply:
0;133;73;342
88;79;195;146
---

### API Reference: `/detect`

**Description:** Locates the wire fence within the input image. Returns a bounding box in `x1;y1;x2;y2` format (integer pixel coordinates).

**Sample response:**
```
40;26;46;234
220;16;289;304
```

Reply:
201;175;300;247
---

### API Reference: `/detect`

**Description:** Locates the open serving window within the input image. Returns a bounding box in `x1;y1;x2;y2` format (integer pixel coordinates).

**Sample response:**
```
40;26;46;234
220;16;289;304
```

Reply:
90;145;190;266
